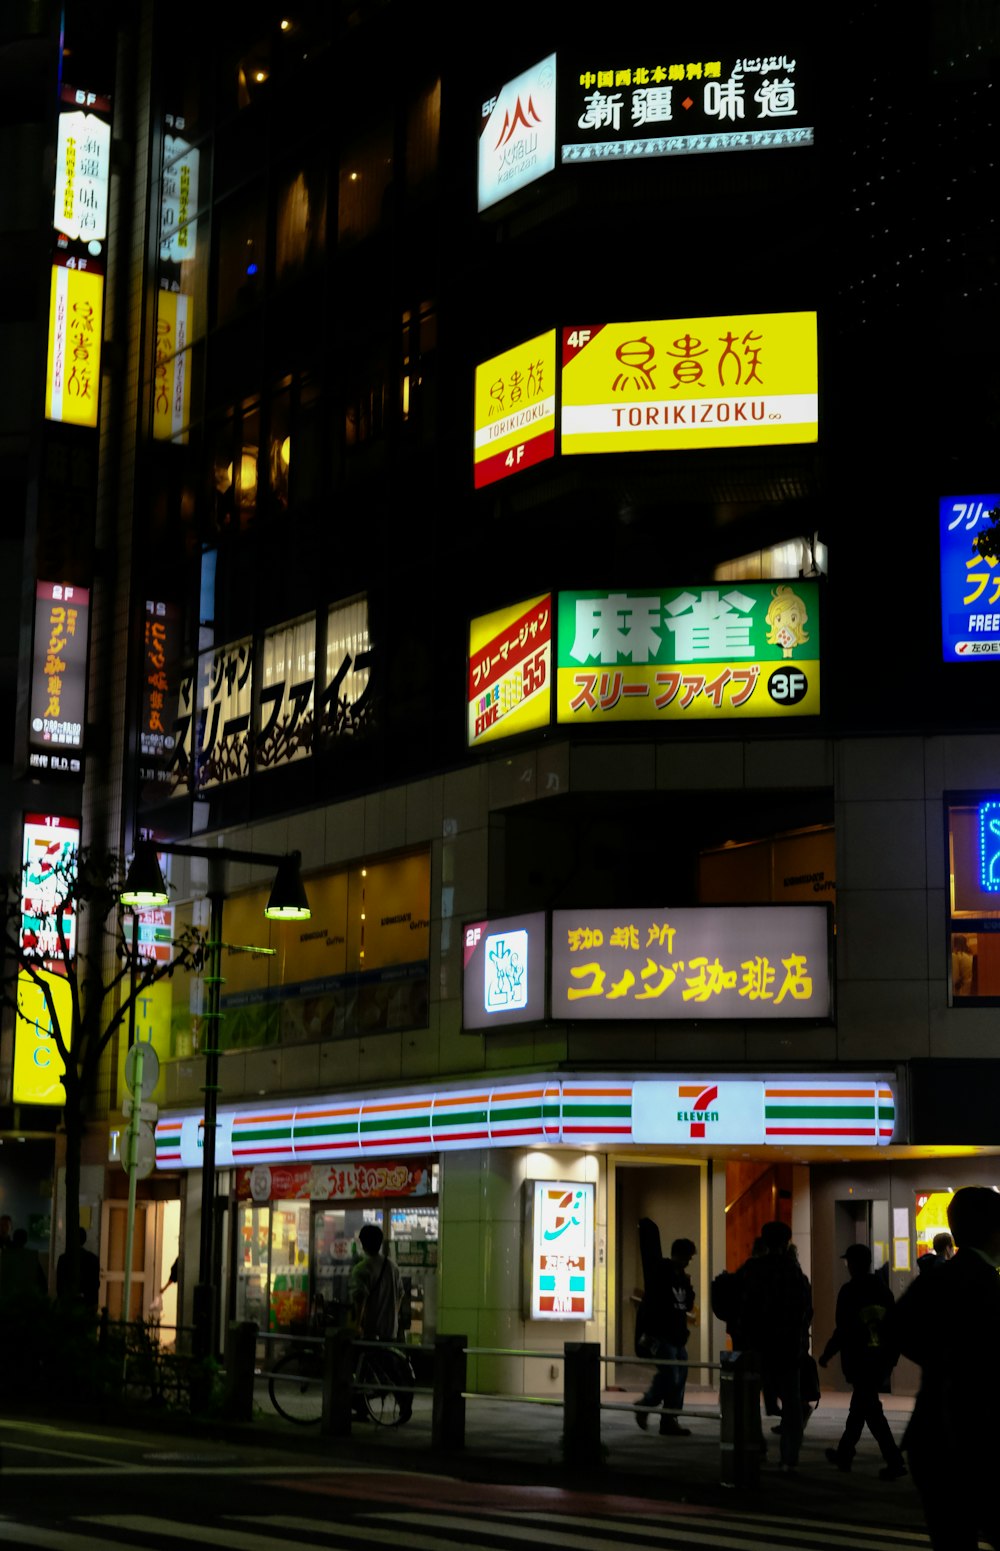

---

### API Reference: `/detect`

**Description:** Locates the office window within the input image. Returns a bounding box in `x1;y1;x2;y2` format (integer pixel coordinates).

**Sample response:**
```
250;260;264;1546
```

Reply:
276;155;328;279
338;123;393;245
405;79;440;193
216;185;267;325
947;796;1000;1002
714;535;828;584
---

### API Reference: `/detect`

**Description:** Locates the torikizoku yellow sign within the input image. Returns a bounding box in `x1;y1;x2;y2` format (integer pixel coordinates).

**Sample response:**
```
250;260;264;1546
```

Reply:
474;331;556;488
45;262;104;428
560;312;818;454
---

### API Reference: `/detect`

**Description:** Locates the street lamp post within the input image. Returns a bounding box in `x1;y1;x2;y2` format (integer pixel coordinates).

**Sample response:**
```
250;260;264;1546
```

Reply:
121;841;310;1358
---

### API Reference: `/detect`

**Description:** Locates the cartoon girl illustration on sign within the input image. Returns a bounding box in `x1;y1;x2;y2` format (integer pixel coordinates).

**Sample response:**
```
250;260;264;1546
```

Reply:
765;585;810;658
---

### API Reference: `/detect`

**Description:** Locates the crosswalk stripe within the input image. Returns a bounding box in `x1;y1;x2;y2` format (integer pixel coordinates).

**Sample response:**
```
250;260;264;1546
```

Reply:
0;1507;936;1551
229;1513;525;1550
372;1510;696;1549
0;1522;137;1550
365;1513;930;1551
448;1506;932;1549
83;1518;335;1550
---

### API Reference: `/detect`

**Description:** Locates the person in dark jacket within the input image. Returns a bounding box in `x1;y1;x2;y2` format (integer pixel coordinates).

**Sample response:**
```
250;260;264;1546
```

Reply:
819;1243;906;1479
894;1185;1000;1550
634;1236;696;1436
916;1231;954;1273
736;1219;813;1470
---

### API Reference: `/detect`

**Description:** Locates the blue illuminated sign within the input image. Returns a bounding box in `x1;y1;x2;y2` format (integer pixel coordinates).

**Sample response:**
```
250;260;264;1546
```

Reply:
979;801;1000;893
940;494;1000;661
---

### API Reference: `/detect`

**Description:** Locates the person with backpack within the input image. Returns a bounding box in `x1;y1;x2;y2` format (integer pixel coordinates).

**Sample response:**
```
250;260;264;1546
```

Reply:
819;1243;906;1479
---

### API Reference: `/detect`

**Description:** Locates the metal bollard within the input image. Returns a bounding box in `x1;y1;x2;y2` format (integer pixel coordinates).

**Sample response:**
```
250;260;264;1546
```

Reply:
563;1341;603;1471
222;1320;258;1421
432;1334;467;1453
322;1327;355;1437
720;1348;761;1489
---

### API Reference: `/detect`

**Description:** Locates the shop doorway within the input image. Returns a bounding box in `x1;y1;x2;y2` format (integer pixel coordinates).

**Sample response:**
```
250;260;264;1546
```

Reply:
101;1198;154;1319
615;1163;702;1372
833;1196;891;1272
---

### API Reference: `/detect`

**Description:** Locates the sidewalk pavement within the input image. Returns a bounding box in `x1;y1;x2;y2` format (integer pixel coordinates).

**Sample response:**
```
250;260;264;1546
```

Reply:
234;1379;927;1532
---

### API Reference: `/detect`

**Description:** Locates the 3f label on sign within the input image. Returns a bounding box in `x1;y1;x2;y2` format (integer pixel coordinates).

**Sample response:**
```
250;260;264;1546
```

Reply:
768;666;808;704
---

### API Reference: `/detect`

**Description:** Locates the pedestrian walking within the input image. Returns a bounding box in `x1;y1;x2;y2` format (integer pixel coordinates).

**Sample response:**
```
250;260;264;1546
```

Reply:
819;1243;906;1479
894;1184;1000;1550
735;1220;813;1470
634;1229;696;1436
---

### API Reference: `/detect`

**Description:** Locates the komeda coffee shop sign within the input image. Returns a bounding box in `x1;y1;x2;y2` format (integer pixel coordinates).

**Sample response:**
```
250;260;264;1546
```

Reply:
550;905;831;1021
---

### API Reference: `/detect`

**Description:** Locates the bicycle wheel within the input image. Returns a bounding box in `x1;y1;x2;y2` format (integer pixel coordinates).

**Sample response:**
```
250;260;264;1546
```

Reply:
267;1346;323;1424
357;1344;415;1427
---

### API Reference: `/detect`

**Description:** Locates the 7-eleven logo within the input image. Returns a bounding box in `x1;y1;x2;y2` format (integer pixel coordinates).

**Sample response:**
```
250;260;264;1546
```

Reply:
677;1083;719;1138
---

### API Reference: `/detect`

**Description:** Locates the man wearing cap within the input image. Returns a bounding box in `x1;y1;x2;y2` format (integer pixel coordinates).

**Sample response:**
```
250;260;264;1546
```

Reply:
818;1243;906;1479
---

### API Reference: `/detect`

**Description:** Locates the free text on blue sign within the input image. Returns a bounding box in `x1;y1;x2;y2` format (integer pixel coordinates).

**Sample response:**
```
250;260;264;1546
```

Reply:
940;494;1000;661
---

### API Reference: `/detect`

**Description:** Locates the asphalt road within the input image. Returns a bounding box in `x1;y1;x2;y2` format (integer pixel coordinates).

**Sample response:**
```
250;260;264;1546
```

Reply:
0;1388;931;1551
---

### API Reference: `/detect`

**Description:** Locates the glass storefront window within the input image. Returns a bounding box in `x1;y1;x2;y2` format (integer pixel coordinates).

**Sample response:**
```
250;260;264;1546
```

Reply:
235;1202;270;1326
389;1203;439;1342
269;1199;310;1329
168;846;430;1056
915;1189;954;1261
312;1205;381;1321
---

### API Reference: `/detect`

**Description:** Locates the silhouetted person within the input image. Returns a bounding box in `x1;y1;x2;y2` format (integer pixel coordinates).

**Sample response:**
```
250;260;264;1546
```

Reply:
737;1220;813;1470
917;1231;955;1274
0;1216;12;1252
56;1228;100;1310
0;1229;46;1300
350;1224;411;1423
819;1243;906;1479
634;1234;696;1436
895;1185;1000;1549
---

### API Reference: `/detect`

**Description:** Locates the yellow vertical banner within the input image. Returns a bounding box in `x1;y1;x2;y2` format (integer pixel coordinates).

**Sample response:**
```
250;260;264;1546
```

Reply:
153;289;192;441
45;263;104;428
14;969;72;1106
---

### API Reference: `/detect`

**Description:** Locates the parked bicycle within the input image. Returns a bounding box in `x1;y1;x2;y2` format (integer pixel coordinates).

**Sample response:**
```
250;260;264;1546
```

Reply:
266;1334;416;1427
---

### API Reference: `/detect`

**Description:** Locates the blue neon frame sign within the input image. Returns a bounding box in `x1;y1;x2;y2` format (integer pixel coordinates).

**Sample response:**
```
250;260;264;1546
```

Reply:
978;800;1000;893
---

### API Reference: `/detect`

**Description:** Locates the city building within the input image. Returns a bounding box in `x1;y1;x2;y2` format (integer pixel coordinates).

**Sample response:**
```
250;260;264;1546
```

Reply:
2;0;1000;1394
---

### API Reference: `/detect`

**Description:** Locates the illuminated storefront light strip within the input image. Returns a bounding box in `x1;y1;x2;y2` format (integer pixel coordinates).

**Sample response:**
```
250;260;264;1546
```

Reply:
156;1073;896;1170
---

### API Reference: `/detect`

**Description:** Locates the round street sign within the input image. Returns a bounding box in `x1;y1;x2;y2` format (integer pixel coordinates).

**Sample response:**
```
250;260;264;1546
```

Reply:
124;1039;160;1096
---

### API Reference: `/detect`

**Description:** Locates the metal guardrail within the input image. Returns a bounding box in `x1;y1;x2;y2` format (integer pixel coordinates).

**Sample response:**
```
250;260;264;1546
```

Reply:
226;1322;761;1486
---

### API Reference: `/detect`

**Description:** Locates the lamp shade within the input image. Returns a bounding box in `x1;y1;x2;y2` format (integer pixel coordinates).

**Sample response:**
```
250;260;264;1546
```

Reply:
264;853;311;921
120;842;169;908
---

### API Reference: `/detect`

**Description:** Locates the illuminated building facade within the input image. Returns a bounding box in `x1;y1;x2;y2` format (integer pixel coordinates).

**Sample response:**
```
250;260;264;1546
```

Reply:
2;1;999;1389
